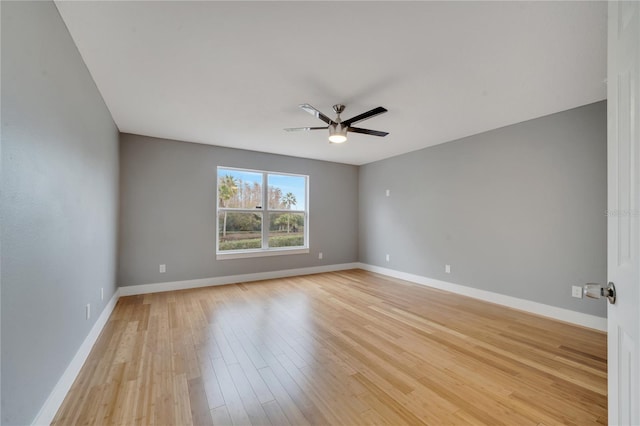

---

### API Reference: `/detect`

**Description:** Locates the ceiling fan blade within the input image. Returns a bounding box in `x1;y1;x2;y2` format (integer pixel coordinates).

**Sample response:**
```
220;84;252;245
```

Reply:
284;126;328;132
348;127;389;137
299;104;333;125
341;106;387;127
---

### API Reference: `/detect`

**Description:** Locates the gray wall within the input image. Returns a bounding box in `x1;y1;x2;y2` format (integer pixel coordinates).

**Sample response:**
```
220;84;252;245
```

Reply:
1;2;119;424
359;101;607;318
118;134;358;286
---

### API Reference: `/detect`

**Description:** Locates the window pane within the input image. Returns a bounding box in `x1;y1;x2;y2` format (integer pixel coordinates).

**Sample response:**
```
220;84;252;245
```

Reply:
218;212;262;251
269;213;305;247
218;168;263;209
268;174;306;210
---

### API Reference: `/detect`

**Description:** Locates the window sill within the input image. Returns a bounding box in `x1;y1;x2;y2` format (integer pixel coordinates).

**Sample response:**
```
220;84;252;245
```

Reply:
216;247;309;260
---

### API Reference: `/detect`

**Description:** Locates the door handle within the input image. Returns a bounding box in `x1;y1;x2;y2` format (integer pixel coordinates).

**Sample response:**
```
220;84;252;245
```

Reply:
584;282;616;304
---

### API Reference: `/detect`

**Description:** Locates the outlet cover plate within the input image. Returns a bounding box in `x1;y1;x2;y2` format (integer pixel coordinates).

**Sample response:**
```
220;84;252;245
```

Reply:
572;285;583;298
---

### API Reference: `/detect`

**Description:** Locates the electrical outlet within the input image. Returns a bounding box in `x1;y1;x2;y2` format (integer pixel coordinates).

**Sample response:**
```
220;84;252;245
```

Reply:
572;286;583;299
86;304;91;320
159;264;166;273
385;189;390;197
385;254;390;262
100;288;104;301
318;252;323;259
445;264;451;274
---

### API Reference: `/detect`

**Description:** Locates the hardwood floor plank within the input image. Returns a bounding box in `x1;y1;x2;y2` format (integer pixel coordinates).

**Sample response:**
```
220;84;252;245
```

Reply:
210;405;233;426
188;377;214;426
261;400;292;426
52;270;607;425
196;347;226;410
256;343;329;425
226;362;272;425
257;366;310;426
351;372;428;426
227;338;275;405
210;356;252;426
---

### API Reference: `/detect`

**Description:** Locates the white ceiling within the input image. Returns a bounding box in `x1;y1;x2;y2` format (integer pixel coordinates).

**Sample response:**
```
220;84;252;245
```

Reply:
55;1;607;166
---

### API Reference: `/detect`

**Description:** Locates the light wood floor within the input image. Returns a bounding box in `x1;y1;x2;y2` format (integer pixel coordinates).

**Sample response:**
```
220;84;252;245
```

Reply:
53;269;607;425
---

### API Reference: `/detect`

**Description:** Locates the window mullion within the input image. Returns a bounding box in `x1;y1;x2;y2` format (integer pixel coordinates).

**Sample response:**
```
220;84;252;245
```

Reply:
262;172;269;249
269;209;305;213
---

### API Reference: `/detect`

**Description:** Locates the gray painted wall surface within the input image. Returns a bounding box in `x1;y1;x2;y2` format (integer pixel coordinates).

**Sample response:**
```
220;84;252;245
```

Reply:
118;134;359;286
1;2;119;424
359;101;607;318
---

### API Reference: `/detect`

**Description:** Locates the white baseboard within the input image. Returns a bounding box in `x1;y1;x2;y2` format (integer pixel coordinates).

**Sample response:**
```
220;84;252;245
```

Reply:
357;263;607;332
32;289;120;426
118;262;361;296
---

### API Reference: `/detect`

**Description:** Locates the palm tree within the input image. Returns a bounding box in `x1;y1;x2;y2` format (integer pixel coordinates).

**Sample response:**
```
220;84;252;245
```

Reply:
282;192;297;233
219;175;238;237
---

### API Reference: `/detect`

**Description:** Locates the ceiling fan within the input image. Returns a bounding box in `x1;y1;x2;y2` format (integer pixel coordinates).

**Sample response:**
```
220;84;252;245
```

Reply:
285;104;389;144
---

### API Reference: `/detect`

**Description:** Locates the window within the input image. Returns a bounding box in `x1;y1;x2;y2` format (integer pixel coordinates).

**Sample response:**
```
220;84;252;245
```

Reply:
217;167;309;259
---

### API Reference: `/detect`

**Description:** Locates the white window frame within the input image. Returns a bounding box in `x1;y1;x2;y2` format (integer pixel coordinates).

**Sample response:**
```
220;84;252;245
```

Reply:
216;166;309;260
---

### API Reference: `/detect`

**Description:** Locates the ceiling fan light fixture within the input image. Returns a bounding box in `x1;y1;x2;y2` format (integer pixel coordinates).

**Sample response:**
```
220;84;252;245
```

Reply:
329;134;347;144
328;124;347;144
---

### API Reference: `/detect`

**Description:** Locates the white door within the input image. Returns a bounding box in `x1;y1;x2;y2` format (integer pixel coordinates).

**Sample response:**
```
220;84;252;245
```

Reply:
608;1;640;424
